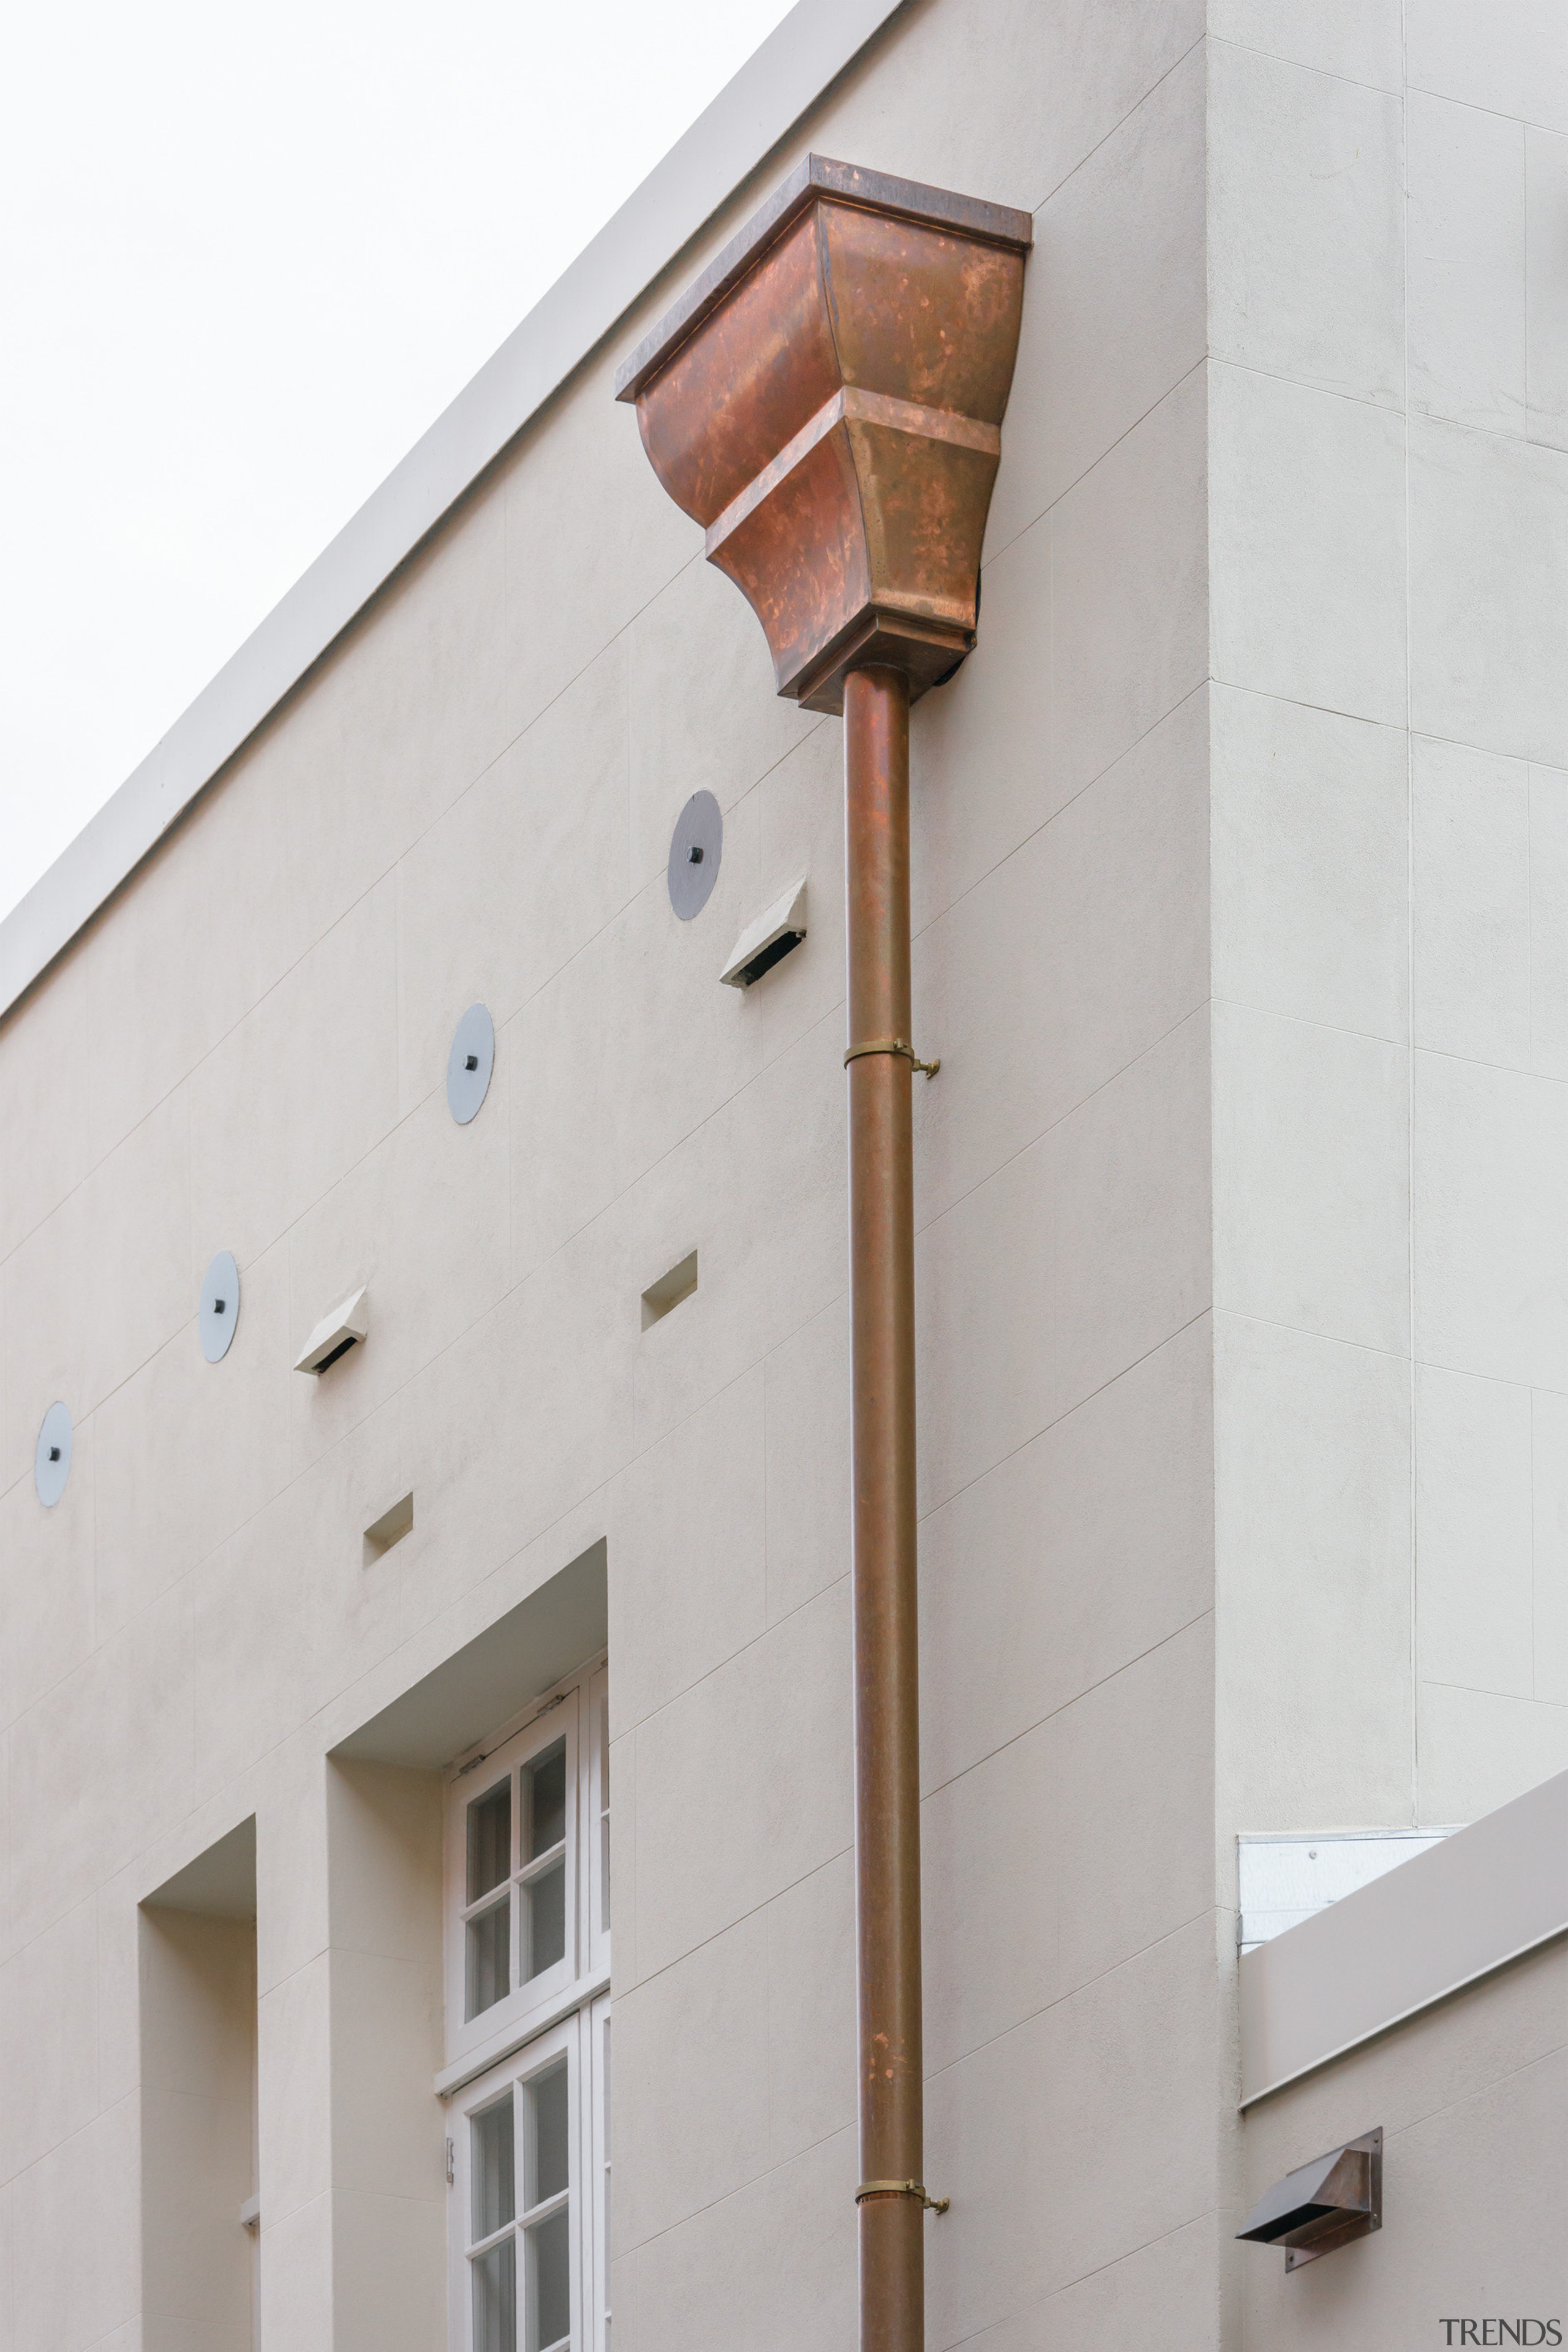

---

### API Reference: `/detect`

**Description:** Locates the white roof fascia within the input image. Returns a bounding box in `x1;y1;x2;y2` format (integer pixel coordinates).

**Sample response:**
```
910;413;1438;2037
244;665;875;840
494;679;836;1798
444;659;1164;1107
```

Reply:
0;0;907;1022
1238;1765;1568;2106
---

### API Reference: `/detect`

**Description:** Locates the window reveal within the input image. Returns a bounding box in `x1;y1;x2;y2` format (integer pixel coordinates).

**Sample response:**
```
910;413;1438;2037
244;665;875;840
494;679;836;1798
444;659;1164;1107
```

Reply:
447;1660;610;2352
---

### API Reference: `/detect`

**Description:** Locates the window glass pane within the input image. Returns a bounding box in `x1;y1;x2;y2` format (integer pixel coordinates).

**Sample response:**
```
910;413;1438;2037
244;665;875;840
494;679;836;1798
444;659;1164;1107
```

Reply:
466;1897;511;2021
472;2234;516;2352
523;1861;565;1980
471;2092;516;2242
526;2205;571;2352
525;2061;570;2208
525;1739;567;1859
467;1779;512;1903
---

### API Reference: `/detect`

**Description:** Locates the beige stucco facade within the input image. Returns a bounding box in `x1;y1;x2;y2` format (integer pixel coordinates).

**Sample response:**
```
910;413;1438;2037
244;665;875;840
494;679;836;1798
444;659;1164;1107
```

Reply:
2;1;1567;2345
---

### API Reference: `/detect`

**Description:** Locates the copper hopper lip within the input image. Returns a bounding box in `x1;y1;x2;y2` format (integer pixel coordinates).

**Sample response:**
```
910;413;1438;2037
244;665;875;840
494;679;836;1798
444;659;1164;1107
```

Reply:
614;155;1033;404
616;155;1032;714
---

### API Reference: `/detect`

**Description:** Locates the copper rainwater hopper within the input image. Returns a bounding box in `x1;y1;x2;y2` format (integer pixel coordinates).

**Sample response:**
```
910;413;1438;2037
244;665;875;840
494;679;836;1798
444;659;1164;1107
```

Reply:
614;156;1032;714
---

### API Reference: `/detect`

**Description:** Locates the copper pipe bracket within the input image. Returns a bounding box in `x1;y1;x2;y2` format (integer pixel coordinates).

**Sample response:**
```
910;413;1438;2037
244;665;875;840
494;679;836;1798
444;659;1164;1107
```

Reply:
843;1036;941;1078
854;2180;950;2215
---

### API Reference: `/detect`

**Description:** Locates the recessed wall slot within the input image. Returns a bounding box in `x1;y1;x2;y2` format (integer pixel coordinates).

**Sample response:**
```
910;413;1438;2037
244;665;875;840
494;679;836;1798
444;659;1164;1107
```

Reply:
363;1492;414;1564
720;875;808;989
295;1287;369;1375
641;1250;698;1329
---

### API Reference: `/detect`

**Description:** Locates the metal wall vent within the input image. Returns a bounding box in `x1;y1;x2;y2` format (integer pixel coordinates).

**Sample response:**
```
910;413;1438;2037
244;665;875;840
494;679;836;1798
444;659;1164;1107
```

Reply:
447;1003;495;1124
295;1287;369;1375
668;791;722;918
641;1250;698;1328
199;1250;241;1363
1238;2129;1382;2270
34;1401;72;1507
720;877;807;989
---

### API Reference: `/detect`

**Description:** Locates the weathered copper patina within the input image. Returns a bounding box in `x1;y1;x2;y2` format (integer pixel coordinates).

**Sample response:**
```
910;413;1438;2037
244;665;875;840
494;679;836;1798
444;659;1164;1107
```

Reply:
616;156;1031;714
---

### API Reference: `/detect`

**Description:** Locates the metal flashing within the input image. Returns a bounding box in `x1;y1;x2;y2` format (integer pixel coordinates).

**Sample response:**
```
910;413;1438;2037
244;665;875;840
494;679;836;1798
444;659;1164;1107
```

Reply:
1238;1766;1568;2106
1237;1827;1457;1954
0;0;910;1023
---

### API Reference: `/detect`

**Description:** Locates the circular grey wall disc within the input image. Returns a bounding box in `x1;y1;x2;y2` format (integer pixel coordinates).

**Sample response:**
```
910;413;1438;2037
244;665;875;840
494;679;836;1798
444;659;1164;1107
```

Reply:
447;1002;496;1124
668;790;723;920
199;1250;241;1363
35;1401;72;1507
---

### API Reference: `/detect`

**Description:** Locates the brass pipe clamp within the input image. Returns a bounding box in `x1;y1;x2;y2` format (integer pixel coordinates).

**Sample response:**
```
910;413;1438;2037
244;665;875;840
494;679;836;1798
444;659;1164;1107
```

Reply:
854;2180;950;2214
843;1036;941;1078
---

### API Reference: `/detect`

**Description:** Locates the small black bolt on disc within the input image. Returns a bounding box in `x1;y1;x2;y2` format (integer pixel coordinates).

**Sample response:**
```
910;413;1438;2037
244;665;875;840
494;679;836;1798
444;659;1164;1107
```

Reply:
668;792;723;919
35;1401;72;1507
447;1004;496;1124
199;1250;241;1363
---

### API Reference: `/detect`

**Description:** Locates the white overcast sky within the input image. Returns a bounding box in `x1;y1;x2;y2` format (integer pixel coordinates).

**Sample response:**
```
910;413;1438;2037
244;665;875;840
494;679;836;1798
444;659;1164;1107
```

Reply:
0;0;795;925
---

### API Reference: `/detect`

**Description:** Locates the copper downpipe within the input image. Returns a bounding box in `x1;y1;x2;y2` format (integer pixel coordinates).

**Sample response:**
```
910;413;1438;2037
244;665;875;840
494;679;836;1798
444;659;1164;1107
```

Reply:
845;665;930;2352
618;157;1030;2352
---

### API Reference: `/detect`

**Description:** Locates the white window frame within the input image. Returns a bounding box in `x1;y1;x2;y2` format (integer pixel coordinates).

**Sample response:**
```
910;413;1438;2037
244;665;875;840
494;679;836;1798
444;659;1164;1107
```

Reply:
449;2013;587;2352
586;1663;610;1978
444;1658;611;2351
587;1992;610;2352
445;1661;610;2075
